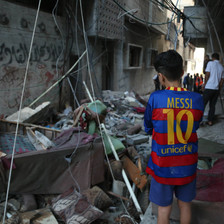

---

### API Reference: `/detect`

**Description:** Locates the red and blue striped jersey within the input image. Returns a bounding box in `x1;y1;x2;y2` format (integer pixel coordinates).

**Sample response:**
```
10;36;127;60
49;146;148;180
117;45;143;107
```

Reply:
144;87;204;185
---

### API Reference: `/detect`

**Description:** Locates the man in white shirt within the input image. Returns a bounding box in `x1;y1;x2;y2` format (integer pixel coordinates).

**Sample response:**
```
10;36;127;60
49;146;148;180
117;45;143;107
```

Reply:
203;53;224;126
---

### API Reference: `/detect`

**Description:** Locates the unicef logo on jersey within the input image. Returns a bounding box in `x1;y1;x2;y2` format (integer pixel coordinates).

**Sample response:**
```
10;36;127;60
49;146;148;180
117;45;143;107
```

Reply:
161;144;193;155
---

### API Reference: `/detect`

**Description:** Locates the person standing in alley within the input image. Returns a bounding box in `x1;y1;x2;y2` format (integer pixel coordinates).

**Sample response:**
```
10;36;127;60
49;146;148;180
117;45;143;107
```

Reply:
202;53;224;126
188;75;193;91
183;73;189;88
194;73;200;92
203;54;211;74
153;74;160;91
144;50;204;224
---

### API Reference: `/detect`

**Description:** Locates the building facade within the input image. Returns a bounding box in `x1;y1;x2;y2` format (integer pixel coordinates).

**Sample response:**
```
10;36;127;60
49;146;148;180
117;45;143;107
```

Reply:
0;0;196;115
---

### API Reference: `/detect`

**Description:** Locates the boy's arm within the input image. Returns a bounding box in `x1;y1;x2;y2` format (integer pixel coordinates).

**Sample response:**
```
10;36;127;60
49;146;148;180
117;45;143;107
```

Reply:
144;98;153;135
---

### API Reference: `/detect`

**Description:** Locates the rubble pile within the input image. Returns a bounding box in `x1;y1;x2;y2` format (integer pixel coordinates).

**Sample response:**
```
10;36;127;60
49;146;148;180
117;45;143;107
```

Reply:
0;90;152;224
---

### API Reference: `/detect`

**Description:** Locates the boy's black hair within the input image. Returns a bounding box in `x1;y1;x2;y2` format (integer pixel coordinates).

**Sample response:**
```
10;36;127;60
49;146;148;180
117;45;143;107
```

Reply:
212;53;219;60
154;50;183;81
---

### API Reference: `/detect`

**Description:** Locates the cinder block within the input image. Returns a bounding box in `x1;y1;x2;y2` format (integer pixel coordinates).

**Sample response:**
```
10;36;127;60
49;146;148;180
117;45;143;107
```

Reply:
126;134;149;145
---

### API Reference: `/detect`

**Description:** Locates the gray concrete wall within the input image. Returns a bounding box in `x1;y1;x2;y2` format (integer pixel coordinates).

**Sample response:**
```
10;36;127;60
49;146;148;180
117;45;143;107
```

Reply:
0;1;67;115
113;21;159;95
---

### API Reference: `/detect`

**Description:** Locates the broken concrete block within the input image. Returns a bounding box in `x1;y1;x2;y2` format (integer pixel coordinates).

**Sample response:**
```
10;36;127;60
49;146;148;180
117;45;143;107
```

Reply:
127;124;142;135
135;142;152;152
127;146;139;160
82;186;113;211
6;102;50;123
126;134;149;145
125;96;140;107
112;180;127;197
19;208;58;224
102;90;124;102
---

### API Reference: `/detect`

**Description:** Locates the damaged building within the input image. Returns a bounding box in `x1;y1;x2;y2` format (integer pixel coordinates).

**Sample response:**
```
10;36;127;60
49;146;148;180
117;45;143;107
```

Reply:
0;0;224;224
0;0;196;115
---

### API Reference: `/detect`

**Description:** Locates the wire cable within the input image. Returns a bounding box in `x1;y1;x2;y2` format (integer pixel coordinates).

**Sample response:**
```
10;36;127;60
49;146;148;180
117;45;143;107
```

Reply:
2;1;42;223
79;0;139;221
113;0;176;25
52;0;65;79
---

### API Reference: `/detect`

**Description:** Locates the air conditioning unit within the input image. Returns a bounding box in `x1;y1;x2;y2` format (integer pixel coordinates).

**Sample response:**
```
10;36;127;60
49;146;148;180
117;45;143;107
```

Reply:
86;0;124;40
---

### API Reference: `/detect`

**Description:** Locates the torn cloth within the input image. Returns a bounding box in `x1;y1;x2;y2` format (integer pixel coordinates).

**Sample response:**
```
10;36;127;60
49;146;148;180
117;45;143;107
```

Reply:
52;127;98;149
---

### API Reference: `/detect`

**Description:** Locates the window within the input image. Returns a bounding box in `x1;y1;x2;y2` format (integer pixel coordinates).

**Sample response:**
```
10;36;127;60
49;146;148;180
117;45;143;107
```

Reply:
146;48;158;68
126;43;143;69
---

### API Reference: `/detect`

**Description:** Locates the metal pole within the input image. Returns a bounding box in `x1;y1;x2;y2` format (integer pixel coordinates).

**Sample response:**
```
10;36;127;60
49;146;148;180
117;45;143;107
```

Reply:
67;77;80;107
83;81;94;102
101;123;144;221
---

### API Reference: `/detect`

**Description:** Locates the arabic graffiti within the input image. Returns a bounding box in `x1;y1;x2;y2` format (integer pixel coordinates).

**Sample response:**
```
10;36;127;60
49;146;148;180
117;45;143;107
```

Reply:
0;42;63;65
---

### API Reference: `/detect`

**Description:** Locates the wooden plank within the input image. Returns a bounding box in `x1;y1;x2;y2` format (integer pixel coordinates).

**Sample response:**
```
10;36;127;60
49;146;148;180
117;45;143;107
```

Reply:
0;119;61;133
121;155;147;190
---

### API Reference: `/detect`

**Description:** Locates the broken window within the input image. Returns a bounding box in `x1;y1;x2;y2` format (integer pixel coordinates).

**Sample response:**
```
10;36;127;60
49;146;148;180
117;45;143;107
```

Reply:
146;48;158;68
126;43;143;69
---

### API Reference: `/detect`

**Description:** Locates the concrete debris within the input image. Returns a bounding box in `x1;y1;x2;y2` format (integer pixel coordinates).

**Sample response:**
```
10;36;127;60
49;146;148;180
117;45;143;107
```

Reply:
0;90;153;223
112;180;127;197
0;199;20;224
6;102;51;124
197;159;210;170
1;89;224;223
124;96;140;107
54;118;74;130
82;186;113;211
126;134;149;145
19;208;58;224
0;151;6;158
127;124;142;135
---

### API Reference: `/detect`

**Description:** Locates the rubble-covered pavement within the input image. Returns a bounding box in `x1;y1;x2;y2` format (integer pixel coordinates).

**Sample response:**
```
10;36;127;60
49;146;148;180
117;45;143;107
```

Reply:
0;90;224;224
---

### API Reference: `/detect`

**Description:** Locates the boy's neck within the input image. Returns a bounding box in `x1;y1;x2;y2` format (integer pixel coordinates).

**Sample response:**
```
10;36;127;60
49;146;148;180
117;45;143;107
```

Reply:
164;80;181;88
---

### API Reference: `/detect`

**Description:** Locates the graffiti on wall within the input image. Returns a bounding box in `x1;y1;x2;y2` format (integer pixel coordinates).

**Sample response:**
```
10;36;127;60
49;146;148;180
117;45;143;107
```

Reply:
0;42;63;66
0;41;63;115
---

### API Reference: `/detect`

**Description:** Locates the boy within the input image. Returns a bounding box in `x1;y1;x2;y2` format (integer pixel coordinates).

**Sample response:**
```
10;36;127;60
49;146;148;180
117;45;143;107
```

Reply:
144;50;204;224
